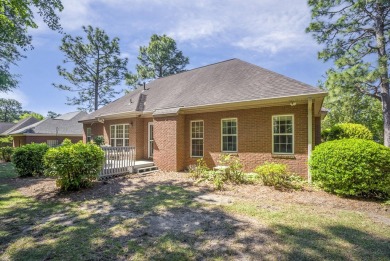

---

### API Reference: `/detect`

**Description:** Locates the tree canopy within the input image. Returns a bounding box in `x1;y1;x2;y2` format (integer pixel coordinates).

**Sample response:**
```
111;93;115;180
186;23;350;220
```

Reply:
19;111;44;121
0;98;22;122
306;0;390;146
321;83;383;142
0;0;63;92
54;25;129;111
127;34;189;87
47;111;61;118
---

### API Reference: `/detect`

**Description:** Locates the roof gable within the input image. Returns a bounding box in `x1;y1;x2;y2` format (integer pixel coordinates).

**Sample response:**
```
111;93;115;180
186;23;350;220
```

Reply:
10;111;87;135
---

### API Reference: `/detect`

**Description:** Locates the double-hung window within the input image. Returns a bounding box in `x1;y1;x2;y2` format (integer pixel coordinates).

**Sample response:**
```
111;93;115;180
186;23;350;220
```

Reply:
272;115;294;154
191;120;204;157
221;118;237;152
110;124;129;147
86;127;92;142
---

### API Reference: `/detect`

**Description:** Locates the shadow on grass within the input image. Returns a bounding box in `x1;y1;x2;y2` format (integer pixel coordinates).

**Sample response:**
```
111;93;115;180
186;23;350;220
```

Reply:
273;224;390;260
1;178;390;260
0;162;17;179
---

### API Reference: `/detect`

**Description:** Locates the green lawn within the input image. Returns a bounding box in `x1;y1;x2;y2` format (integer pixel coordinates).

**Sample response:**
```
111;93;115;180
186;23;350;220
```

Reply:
0;163;389;260
0;162;17;178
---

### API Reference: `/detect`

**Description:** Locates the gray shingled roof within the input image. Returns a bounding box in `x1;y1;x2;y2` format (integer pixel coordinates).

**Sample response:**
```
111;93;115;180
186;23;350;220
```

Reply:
10;111;87;135
2;117;40;135
81;59;326;121
0;122;16;135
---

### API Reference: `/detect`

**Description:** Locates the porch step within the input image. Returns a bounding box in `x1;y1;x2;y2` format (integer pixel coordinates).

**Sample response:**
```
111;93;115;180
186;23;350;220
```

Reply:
136;166;158;174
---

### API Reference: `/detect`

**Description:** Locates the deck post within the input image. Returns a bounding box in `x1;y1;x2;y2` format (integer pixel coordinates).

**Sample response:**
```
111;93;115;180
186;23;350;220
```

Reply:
308;98;313;183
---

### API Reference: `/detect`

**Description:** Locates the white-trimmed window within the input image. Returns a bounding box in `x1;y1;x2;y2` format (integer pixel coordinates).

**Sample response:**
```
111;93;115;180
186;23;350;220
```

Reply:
110;124;129;147
221;118;237;152
191;120;204;157
47;140;58;147
272;115;294;154
86;127;92;142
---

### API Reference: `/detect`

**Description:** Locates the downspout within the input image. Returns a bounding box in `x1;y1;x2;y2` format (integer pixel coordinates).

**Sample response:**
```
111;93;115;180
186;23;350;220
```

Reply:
308;98;313;183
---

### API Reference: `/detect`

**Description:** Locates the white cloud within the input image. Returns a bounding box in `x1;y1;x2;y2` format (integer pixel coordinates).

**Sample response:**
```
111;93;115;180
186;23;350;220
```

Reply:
33;0;315;55
168;19;225;42
59;0;97;31
0;90;29;106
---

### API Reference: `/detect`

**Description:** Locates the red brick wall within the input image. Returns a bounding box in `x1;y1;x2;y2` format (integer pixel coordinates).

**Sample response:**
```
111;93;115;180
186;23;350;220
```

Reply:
82;104;317;177
13;135;82;147
182;104;313;177
83;123;104;143
153;117;180;171
13;136;26;147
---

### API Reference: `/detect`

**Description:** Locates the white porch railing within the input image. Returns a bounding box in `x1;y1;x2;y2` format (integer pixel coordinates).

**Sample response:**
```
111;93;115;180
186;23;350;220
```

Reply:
99;146;136;179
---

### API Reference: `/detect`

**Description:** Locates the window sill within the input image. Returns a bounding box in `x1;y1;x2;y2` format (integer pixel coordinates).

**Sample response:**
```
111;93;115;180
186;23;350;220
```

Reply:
220;152;238;156
272;154;296;159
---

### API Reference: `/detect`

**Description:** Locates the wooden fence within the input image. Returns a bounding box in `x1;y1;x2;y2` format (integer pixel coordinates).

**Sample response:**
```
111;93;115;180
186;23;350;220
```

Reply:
99;146;136;179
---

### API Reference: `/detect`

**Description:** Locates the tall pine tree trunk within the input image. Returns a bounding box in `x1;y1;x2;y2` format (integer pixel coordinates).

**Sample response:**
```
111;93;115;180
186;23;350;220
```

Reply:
94;81;99;111
376;2;390;146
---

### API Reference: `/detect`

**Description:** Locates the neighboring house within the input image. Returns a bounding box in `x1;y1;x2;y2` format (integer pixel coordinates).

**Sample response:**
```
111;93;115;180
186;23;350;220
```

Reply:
10;111;87;147
0;122;16;136
79;59;327;178
1;117;41;138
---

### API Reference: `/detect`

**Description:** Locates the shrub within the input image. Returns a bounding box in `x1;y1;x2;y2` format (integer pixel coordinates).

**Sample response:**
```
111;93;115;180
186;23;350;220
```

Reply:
254;162;304;190
0;146;14;162
44;141;104;191
93;135;105;146
188;158;209;180
325;123;373;141
0;136;13;147
61;138;72;146
189;155;246;190
321;128;330;142
12;143;49;177
310;139;390;198
218;154;246;184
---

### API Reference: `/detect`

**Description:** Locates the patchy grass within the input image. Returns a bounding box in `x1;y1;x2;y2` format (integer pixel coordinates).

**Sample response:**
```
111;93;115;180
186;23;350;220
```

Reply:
222;201;390;260
0;162;17;178
0;164;389;260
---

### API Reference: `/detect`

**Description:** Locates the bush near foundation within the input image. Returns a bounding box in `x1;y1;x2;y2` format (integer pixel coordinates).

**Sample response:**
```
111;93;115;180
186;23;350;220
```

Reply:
189;155;246;190
0;146;14;162
254;162;304;190
323;123;373;141
44;141;104;191
310;139;390;198
12;143;49;177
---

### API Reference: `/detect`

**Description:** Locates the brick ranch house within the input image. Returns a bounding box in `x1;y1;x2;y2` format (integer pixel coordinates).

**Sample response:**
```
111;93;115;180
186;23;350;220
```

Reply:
9;112;87;147
80;59;327;178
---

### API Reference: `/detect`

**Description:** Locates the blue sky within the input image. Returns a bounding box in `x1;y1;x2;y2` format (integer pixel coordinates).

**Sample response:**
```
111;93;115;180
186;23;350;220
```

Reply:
1;0;330;115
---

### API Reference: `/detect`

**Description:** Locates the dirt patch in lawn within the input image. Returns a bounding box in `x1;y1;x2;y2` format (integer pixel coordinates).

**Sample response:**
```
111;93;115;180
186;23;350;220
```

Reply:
3;171;389;216
2;171;390;260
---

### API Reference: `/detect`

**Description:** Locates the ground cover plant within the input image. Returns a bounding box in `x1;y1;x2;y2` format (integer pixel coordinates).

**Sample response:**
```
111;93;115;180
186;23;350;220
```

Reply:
254;162;305;190
189;155;247;190
0;164;389;260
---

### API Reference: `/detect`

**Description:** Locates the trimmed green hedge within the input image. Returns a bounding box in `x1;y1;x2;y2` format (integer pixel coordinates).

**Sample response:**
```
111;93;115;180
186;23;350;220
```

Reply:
12;143;49;177
310;139;390;198
44;141;104;191
324;123;373;141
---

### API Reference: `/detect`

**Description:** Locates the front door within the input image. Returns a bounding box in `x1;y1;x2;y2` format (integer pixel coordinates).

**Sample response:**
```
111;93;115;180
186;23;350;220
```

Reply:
148;122;154;158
